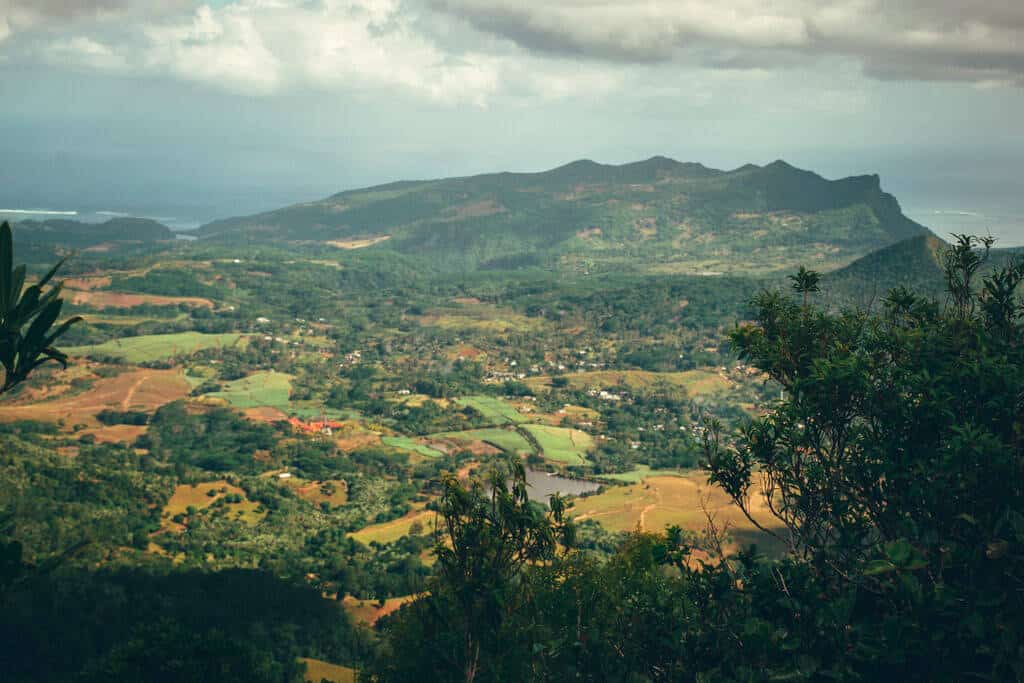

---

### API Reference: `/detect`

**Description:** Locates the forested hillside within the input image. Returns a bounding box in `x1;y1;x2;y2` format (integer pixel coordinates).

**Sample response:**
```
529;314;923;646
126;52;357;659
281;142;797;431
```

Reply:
11;217;176;263
195;158;930;274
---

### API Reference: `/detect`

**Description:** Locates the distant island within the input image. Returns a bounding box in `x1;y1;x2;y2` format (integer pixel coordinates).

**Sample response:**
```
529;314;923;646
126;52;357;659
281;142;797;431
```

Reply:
191;157;932;275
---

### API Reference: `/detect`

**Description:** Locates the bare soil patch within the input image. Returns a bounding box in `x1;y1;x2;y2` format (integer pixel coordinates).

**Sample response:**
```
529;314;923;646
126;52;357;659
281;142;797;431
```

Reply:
0;368;189;426
68;290;214;309
326;235;390;249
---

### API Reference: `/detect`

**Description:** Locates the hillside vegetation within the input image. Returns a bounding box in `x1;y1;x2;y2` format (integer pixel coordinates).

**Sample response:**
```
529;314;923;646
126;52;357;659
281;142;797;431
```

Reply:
7;163;1021;682
195;157;929;274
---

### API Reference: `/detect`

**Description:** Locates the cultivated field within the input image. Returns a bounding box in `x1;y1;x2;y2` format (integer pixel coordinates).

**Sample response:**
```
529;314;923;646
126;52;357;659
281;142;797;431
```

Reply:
454;396;530;425
68;289;215;309
571;473;783;551
417;304;542;333
522;424;593;464
161;480;265;528
334;428;383;451
299;658;357;683
595;465;685;483
349;508;437;545
0;368;190;426
527;369;732;396
340;595;419;627
163;480;244;516
77;423;149;444
66;332;247;363
325;235;391;250
381;435;446;458
283;478;349;507
431;427;535;454
204;370;292;410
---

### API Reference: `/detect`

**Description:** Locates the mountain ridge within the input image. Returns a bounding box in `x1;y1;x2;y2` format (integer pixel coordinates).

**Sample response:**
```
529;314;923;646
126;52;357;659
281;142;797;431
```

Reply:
14;217;174;246
194;156;931;274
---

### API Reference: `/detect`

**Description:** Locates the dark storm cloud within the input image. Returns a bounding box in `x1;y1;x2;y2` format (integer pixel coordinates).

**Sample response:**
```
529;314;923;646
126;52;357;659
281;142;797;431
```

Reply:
1;0;125;20
0;0;191;35
427;0;1024;85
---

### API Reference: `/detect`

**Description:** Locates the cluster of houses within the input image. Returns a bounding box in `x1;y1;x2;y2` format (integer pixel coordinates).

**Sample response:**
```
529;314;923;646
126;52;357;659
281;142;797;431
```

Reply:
589;389;624;402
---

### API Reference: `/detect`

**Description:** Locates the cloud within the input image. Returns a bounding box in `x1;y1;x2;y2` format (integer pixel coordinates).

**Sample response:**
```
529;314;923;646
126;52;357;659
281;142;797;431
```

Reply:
141;5;284;95
45;36;128;71
4;0;504;103
429;0;1024;86
427;0;810;62
0;0;189;38
2;0;1023;104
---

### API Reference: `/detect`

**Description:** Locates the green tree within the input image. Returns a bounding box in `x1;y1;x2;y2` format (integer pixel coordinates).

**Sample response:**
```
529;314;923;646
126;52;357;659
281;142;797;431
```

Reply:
0;221;81;394
709;234;1024;678
788;265;821;306
372;458;573;682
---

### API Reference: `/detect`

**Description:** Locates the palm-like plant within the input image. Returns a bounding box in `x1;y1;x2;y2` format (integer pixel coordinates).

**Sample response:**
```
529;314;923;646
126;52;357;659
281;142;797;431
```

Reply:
0;221;82;394
789;265;821;306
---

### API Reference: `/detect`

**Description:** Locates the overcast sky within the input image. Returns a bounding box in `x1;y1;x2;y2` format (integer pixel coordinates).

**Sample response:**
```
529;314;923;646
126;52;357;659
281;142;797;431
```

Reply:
1;0;1023;240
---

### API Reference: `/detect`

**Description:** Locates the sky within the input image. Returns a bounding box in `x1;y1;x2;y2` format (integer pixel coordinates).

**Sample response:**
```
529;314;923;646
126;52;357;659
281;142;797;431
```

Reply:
1;0;1023;242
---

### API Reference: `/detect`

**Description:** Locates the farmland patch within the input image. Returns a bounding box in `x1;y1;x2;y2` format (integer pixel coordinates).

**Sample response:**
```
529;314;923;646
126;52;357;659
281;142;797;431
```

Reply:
430;428;535;454
571;473;782;552
299;658;357;683
161;480;266;529
326;235;390;250
527;369;732;396
66;332;247;363
381;436;445;458
349;508;436;545
454;396;529;425
340;595;419;628
0;368;189;426
202;370;292;410
522;424;593;464
68;290;215;309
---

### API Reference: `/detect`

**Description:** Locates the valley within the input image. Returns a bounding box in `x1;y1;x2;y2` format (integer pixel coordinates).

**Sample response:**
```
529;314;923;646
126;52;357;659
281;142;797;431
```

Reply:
1;157;1010;681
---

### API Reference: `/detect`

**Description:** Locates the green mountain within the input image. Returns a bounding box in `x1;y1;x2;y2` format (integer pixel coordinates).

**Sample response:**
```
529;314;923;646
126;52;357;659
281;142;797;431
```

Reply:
14;217;174;247
195;157;930;274
824;233;1024;307
11;217;175;263
823;234;948;304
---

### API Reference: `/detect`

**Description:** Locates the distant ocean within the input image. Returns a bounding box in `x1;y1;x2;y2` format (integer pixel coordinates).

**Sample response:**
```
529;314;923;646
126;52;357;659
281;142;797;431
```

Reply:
904;205;1024;249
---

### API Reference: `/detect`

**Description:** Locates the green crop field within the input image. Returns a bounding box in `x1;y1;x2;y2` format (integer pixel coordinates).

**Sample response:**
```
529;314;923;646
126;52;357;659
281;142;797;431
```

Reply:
431;428;535;454
66;332;246;363
455;396;530;425
205;370;293;409
382;436;446;458
522;425;593;464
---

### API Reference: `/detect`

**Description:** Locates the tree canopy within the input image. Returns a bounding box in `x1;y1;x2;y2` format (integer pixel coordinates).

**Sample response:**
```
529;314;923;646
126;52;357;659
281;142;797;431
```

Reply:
371;234;1024;681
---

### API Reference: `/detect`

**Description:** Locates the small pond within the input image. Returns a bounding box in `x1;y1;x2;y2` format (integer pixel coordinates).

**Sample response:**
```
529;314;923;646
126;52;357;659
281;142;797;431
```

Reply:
523;467;601;504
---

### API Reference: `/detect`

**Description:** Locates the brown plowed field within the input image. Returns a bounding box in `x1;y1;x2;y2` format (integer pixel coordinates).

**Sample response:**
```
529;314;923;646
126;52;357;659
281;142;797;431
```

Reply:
0;368;189;426
68;290;214;309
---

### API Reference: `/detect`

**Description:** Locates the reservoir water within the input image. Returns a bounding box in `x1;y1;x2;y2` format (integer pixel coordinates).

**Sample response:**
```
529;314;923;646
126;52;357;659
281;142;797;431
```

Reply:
523;468;601;504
